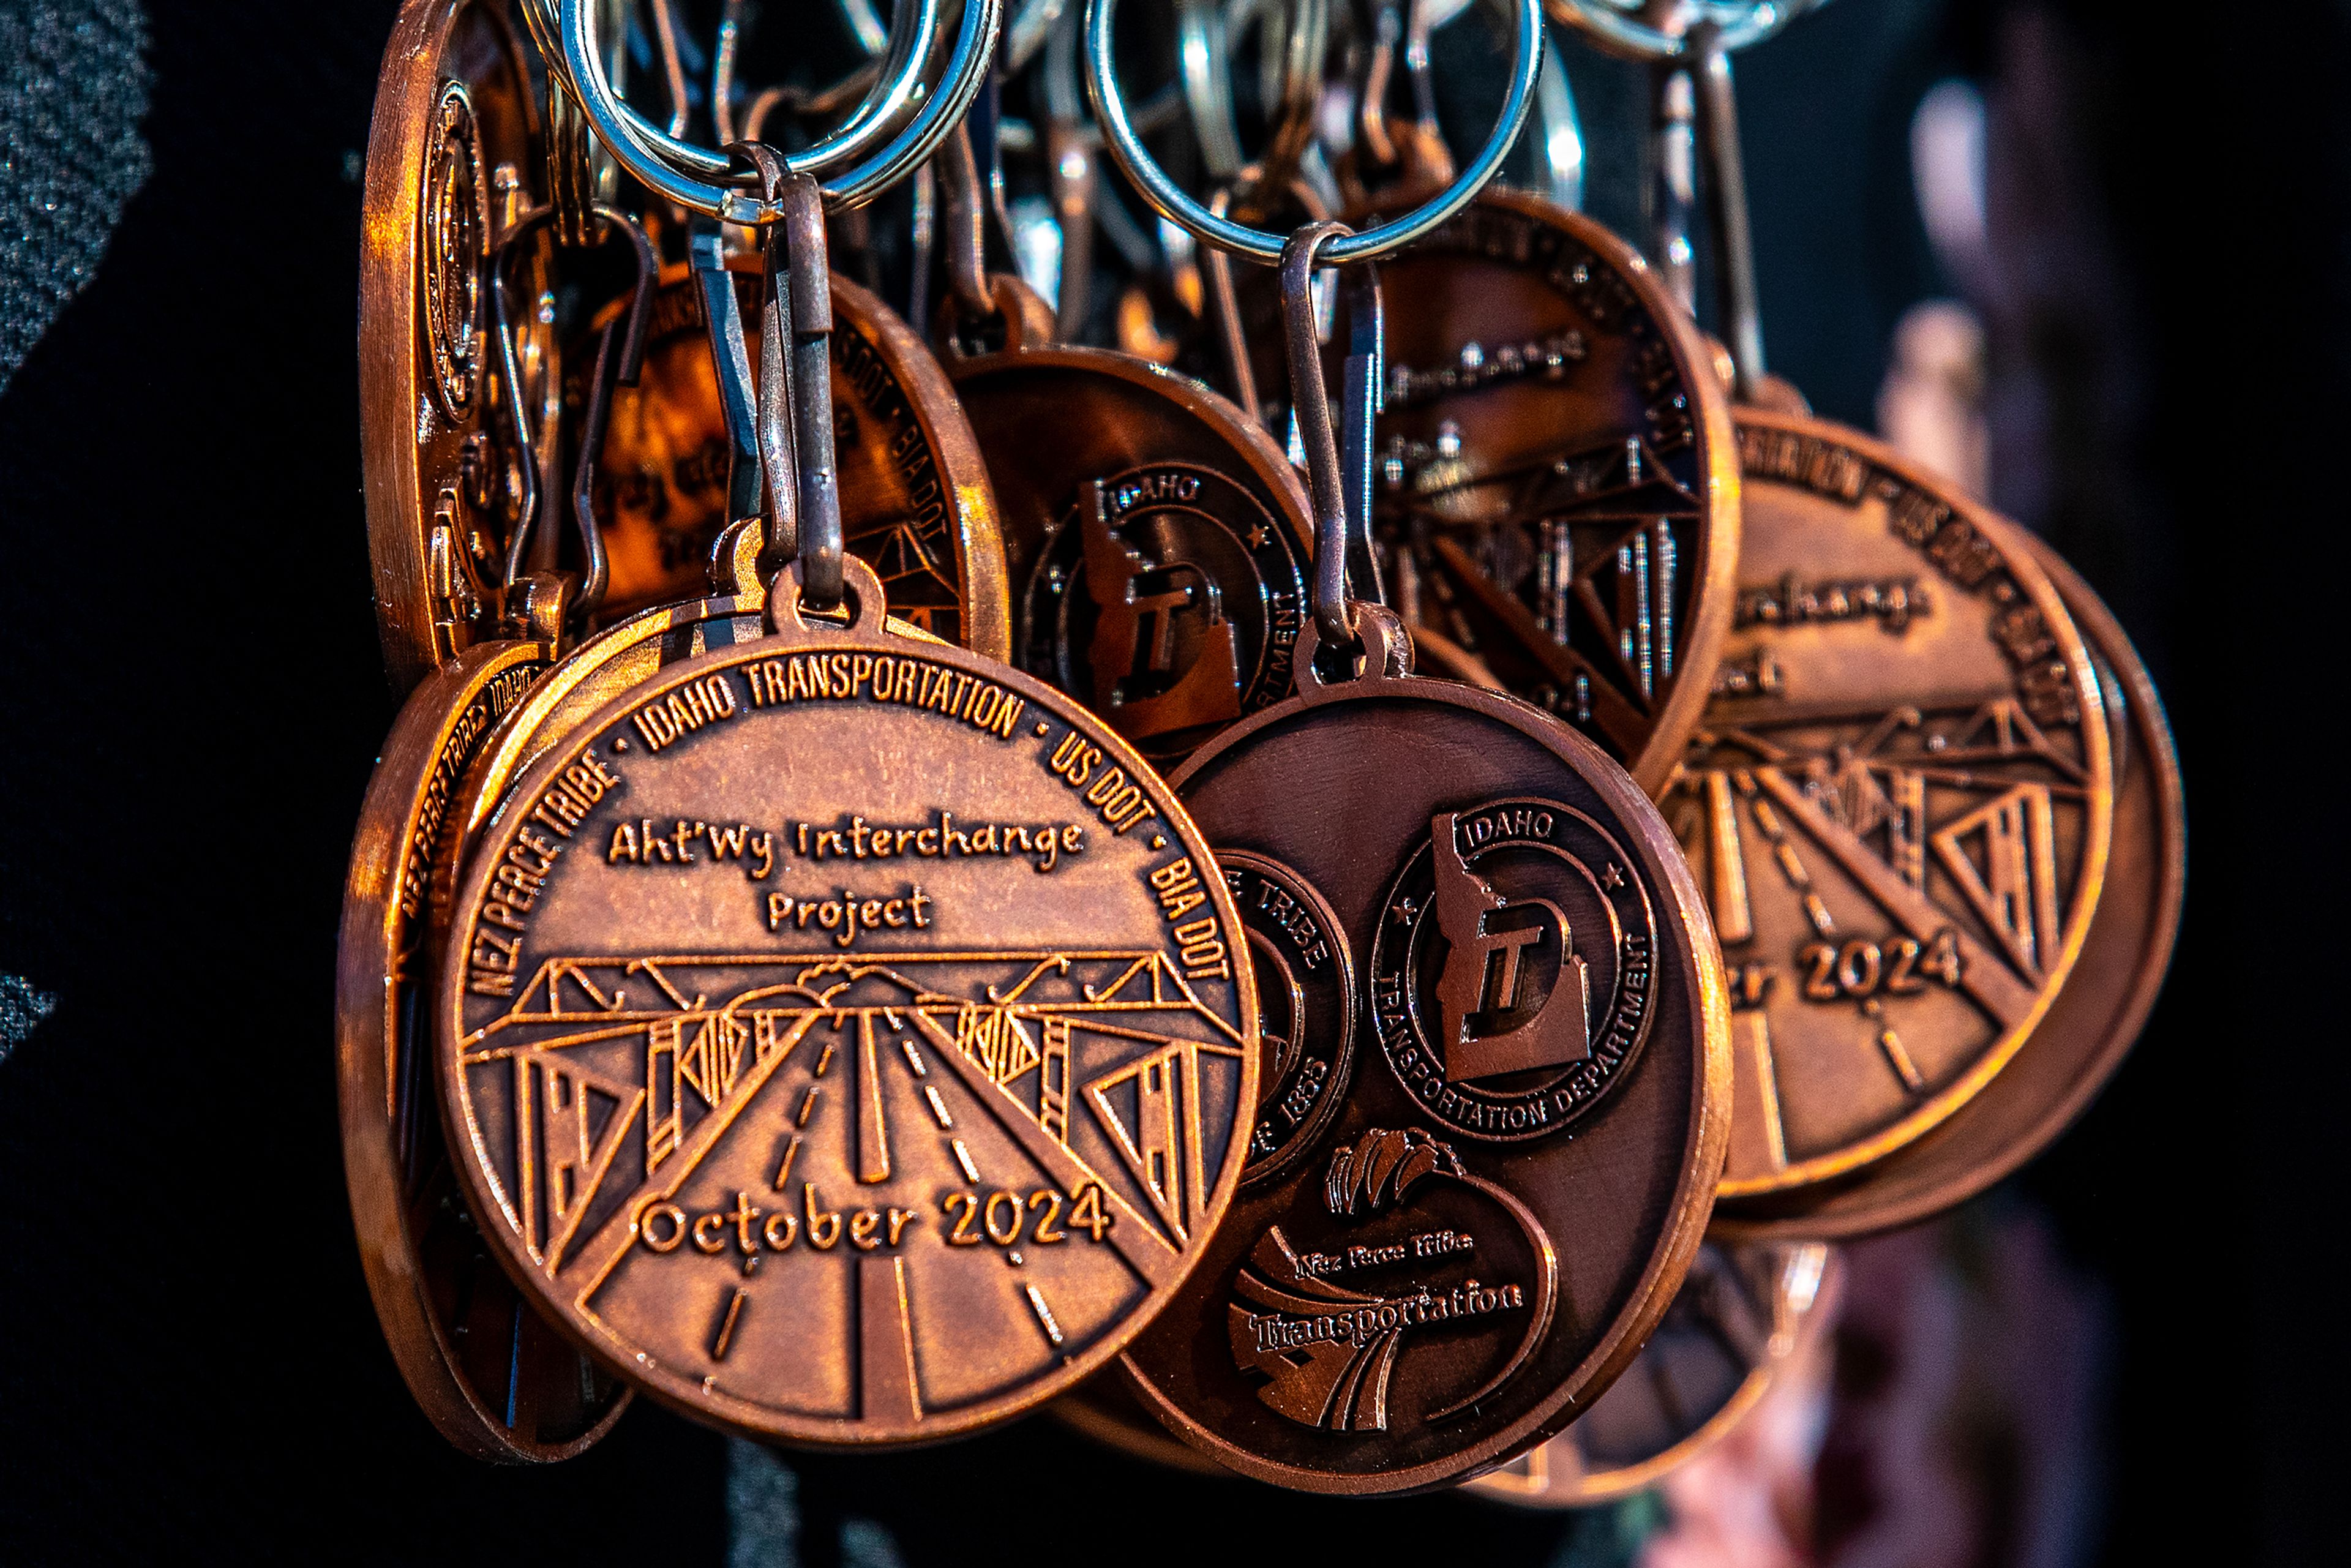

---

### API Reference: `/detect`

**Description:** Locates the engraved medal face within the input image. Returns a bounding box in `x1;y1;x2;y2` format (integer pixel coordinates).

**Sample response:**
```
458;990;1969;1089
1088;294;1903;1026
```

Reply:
1222;852;1355;1184
361;0;540;692
446;593;770;879
951;349;1314;764
437;598;1256;1444
423;83;489;416
1373;800;1660;1141
1365;192;1741;794
1470;1242;1837;1506
337;640;631;1461
1125;670;1730;1493
587;265;1010;655
1669;413;2113;1201
1711;536;2177;1240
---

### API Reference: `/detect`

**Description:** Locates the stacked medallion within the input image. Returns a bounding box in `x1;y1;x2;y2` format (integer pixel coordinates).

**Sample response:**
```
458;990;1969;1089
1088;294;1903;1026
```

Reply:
1085;0;1741;1482
334;0;2181;1501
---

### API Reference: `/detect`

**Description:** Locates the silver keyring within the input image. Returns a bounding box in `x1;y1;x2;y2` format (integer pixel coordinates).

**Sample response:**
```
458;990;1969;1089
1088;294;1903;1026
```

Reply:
526;0;937;184
1085;0;1543;264
1546;0;1824;62
559;0;1002;216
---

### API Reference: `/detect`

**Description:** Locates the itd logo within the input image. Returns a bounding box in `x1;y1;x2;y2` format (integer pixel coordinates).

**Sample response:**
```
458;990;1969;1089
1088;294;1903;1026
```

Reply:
1430;810;1591;1084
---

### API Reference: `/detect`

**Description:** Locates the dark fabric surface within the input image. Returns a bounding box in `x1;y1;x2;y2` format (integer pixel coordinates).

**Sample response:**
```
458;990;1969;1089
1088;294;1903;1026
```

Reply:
0;1;151;389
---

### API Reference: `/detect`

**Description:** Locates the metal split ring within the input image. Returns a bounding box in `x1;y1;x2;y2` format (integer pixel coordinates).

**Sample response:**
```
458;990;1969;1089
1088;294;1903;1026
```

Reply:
1546;0;1825;62
527;0;935;184
1084;0;1544;264
553;0;1003;217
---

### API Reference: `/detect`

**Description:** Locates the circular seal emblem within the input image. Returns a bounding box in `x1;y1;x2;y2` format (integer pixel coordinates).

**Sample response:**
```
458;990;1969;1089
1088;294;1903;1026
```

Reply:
1125;629;1729;1495
435;569;1256;1446
1371;796;1660;1142
1026;462;1308;763
1222;850;1355;1185
422;80;489;417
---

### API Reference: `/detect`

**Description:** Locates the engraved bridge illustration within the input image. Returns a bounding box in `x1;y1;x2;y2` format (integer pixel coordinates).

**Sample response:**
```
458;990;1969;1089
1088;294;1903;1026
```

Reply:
460;948;1248;1316
1678;687;2096;1174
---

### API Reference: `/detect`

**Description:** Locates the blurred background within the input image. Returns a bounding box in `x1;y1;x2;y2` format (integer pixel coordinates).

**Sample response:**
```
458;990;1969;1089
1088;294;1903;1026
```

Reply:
0;1;2334;1561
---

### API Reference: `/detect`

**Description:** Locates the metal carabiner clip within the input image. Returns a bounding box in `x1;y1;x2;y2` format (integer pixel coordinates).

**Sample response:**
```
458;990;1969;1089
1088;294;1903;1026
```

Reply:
1280;220;1387;658
487;201;655;619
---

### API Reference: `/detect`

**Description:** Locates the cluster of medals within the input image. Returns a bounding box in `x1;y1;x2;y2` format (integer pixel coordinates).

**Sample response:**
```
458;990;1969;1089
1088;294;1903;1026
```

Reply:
339;0;2181;1500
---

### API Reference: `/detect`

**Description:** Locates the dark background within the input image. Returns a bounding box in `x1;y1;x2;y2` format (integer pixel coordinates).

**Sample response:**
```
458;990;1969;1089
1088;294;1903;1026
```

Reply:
0;1;2335;1561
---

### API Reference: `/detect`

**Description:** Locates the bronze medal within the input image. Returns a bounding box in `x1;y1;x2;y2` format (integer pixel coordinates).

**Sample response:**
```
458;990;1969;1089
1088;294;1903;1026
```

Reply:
433;558;1259;1444
584;259;1010;655
1467;1241;1837;1506
1361;190;1741;795
361;0;541;693
1665;411;2114;1202
338;637;631;1459
948;343;1316;765
1123;619;1731;1494
1109;220;1725;1495
1710;534;2177;1239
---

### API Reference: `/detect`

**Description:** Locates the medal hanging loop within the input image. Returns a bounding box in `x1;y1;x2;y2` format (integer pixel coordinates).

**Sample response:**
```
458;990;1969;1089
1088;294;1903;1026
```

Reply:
1553;0;1822;396
730;146;846;620
689;220;774;569
1690;21;1765;393
940;123;999;331
931;116;1058;357
1278;221;1387;661
1547;0;1823;61
486;202;656;620
524;0;624;247
565;209;658;618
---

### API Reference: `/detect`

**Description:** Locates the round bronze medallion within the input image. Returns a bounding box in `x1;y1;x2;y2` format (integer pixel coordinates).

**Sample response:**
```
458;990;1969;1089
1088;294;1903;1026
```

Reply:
950;348;1315;764
1711;535;2177;1239
361;0;541;693
1468;1242;1837;1506
435;566;1257;1444
1223;850;1356;1185
1372;798;1662;1142
1122;628;1730;1493
337;639;632;1460
586;261;1010;655
1667;411;2113;1202
1359;190;1741;795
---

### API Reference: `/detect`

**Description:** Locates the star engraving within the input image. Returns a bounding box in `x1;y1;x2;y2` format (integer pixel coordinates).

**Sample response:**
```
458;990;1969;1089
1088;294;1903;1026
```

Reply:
1600;863;1626;890
1390;896;1422;926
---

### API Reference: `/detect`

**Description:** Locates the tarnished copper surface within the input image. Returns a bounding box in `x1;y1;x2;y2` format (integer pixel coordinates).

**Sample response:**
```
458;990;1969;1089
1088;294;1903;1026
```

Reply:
1362;190;1741;795
1122;629;1730;1493
1664;412;2113;1200
1468;1242;1837;1506
586;261;1010;656
360;0;541;693
950;348;1315;765
1712;535;2177;1239
338;639;631;1460
434;565;1257;1444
